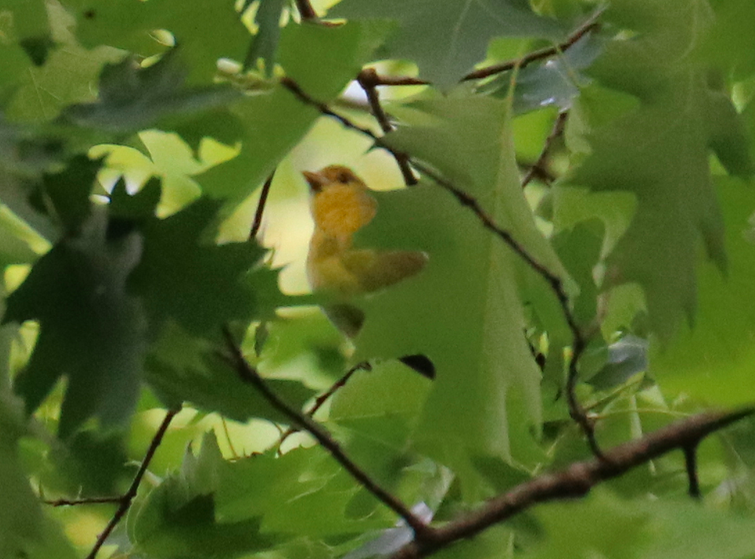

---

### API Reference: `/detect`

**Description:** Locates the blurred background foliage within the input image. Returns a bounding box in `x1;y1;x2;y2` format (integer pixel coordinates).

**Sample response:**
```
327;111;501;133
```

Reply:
1;0;755;557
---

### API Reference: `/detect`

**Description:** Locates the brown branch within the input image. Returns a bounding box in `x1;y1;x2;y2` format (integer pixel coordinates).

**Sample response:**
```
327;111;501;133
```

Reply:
357;69;417;186
221;327;433;539
355;10;602;87
85;408;180;559
462;14;601;81
276;361;369;450
390;407;755;559
44;496;122;507
250;170;275;240
684;444;701;499
521;111;568;188
294;0;318;21
280;77;600;455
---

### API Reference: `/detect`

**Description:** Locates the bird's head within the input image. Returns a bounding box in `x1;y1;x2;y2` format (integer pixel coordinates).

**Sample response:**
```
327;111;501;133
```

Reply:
303;165;366;194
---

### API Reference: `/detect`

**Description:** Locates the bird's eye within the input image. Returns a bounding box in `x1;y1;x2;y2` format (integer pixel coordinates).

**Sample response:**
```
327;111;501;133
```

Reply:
337;171;350;183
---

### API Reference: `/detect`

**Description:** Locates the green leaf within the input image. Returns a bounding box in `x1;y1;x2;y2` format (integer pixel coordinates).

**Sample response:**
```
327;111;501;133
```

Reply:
197;20;389;203
128;196;261;336
564;0;753;341
650;177;755;405
327;362;433;491
0;389;43;557
0;208;41;265
43;428;130;497
217;445;390;536
244;0;285;75
31;154;100;234
61;50;241;137
524;491;755;559
700;0;755;80
350;96;571;494
329;0;565;88
132;432;279;558
483;33;604;114
0;0;51;103
144;321;316;424
6;2;123;123
6;208;147;437
67;0;250;84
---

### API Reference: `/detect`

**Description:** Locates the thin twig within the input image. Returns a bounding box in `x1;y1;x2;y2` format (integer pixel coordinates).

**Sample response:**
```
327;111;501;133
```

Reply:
44;496;122;507
250;170;275;240
280;77;601;456
357;69;417;186
221;327;432;539
351;11;602;88
521;111;568;188
294;0;317;20
390;408;755;559
85;408;180;559
684;444;701;499
276;361;369;450
462;14;601;81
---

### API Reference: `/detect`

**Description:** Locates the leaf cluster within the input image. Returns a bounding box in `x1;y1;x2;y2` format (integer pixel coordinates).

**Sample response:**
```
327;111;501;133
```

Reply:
0;1;754;558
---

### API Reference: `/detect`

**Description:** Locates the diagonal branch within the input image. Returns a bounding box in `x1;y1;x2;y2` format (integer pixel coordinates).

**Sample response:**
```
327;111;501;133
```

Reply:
250;170;275;240
275;361;369;451
461;12;602;81
352;10;602;87
294;0;318;21
357;69;417;186
390;407;755;559
85;408;180;559
280;77;601;456
221;327;433;539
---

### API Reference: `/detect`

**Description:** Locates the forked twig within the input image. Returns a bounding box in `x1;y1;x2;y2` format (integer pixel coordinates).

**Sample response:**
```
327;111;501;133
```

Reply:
357;69;417;186
221;327;433;540
85;408;180;559
276;361;368;450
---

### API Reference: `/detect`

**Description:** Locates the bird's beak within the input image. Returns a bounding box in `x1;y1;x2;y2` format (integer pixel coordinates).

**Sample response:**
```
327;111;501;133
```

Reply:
303;171;324;193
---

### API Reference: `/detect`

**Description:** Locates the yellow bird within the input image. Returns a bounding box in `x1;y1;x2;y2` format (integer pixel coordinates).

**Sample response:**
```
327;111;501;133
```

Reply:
303;165;434;378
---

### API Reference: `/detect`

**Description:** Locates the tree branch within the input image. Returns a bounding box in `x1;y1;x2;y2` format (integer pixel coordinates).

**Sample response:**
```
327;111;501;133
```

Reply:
294;0;318;21
280;77;600;455
357;69;417;186
44;496;122;507
684;444;701;499
85;408;180;559
461;14;601;81
354;11;602;87
250;170;275;240
390;407;755;559
276;361;369;450
221;327;433;539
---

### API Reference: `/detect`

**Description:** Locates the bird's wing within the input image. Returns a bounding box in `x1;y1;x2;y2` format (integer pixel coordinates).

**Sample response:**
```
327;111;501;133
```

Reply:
340;249;428;293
